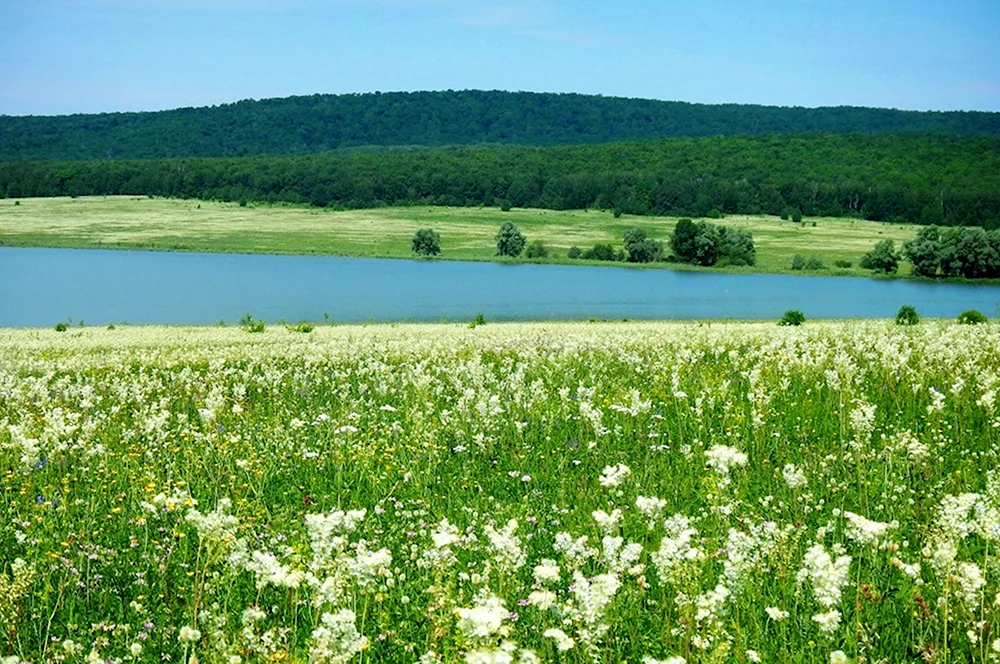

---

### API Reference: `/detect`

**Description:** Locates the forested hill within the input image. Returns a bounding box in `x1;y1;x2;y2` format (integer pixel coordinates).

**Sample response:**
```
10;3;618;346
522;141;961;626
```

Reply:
3;90;1000;161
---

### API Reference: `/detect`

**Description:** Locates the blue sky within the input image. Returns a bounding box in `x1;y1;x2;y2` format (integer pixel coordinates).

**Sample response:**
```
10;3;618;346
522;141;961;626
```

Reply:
3;0;998;116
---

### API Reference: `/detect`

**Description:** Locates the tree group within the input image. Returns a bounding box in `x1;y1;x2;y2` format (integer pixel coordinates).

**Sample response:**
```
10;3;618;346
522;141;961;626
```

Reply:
670;219;756;267
903;226;1000;278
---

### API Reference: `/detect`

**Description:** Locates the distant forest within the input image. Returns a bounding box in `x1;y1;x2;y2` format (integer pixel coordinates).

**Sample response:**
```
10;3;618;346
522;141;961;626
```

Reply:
4;135;999;227
2;90;1000;161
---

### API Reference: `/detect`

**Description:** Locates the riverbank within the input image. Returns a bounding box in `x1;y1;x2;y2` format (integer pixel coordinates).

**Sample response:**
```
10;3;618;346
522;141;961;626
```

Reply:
0;195;925;278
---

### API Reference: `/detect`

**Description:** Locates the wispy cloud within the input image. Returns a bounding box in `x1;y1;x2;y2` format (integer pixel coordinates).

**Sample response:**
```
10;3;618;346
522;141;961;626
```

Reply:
456;3;548;28
517;27;620;47
453;1;610;47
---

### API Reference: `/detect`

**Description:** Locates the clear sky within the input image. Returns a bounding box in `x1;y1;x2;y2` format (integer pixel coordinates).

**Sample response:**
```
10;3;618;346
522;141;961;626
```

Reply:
3;0;998;116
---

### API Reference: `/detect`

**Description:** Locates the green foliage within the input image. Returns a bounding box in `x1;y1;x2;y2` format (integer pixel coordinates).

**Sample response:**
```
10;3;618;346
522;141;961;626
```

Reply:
239;313;266;333
567;246;582;259
581;243;617;261
622;227;663;263
494;221;526;257
779;309;806;326
957;309;988;324
860;240;900;273
498;199;512;212
469;313;487;328
790;254;806;270
834;259;853;268
895;305;920;326
613;208;623;219
524;240;549;259
13;200;20;206
804;255;825;270
904;226;1000;279
54;321;68;332
671;219;755;267
411;228;441;256
8;90;1000;162
791;208;803;223
4;134;1000;227
291;321;315;333
707;208;722;219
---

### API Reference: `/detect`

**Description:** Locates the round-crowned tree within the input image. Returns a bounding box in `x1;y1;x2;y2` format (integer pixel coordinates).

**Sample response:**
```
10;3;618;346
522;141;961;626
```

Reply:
495;221;526;257
412;228;441;256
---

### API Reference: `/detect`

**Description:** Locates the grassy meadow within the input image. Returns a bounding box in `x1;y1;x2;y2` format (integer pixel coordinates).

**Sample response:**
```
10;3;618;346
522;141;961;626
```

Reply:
0;196;920;275
2;320;999;663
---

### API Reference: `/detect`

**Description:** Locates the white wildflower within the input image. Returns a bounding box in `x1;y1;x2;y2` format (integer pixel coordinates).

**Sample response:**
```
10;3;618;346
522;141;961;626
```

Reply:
178;625;202;642
484;519;526;571
308;609;368;664
455;593;509;640
782;463;807;489
635;495;667;530
592;509;623;535
811;610;842;634
765;606;790;621
798;543;851;608
533;559;560;585
543;628;575;651
598;463;631;488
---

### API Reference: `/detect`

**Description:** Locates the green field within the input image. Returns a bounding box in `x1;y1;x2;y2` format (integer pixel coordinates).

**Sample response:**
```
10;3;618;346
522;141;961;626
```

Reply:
0;196;920;276
1;320;998;663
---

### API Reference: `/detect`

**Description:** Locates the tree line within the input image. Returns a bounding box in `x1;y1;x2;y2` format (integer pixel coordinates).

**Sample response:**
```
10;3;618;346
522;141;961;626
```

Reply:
3;134;1000;227
414;219;755;267
2;90;1000;161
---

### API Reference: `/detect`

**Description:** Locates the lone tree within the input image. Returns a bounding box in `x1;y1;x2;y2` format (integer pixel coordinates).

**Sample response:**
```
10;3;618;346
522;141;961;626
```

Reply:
860;240;900;274
622;227;663;263
495;221;526;257
412;228;441;256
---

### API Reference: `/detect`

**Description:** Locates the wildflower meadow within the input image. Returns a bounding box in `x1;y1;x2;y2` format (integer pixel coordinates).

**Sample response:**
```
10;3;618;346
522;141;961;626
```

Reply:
1;321;999;664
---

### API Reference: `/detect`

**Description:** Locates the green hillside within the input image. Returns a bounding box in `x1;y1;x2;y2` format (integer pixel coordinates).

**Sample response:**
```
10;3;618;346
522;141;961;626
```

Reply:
2;90;1000;161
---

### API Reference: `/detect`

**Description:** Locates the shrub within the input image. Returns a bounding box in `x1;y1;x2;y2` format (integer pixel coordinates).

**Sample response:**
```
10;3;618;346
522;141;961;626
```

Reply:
239;313;266;333
525;240;549;259
412;228;441;256
495;221;526;257
469;313;487;328
582;244;616;261
567;246;582;259
707;208;722;219
804;255;825;270
613;208;623;219
292;321;314;333
780;310;806;326
790;254;806;270
834;259;852;268
499;199;512;212
895;305;919;326
54;321;68;332
791;208;803;223
957;309;988;325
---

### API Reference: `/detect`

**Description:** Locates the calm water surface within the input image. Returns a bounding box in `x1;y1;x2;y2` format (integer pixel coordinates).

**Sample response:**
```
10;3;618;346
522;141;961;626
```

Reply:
2;247;999;326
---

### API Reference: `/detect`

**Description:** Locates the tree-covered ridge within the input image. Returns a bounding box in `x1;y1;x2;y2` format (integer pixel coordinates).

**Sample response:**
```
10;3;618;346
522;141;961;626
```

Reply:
2;90;1000;161
3;134;999;226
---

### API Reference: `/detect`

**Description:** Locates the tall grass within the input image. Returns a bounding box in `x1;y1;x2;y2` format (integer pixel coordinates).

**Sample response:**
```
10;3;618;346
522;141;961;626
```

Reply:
1;321;998;663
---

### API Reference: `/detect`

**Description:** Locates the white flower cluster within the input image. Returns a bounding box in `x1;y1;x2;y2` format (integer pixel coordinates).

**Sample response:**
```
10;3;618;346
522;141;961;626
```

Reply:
598;463;631;488
797;543;851;633
704;444;747;487
308;609;368;664
841;511;897;548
